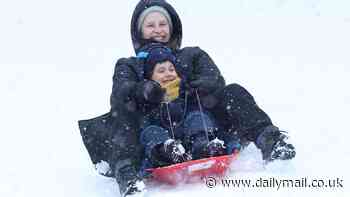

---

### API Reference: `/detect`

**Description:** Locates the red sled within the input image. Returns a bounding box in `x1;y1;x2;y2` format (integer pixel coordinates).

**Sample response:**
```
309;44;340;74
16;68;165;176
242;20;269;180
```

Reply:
147;152;239;185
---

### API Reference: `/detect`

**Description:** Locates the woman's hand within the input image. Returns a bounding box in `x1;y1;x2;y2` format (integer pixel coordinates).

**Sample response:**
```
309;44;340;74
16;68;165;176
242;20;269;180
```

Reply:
189;78;218;96
187;78;219;109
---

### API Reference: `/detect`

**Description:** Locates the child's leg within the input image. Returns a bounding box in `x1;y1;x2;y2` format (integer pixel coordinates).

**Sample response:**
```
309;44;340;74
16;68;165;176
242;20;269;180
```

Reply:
140;126;190;168
140;125;172;166
183;111;216;159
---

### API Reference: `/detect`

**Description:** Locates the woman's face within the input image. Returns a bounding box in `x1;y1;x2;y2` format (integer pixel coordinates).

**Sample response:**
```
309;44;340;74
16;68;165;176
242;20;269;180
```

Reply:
151;61;178;87
141;12;171;43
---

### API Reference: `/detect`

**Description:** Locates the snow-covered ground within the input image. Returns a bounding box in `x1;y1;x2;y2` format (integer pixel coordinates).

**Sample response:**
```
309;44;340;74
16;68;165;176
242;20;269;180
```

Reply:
1;0;349;196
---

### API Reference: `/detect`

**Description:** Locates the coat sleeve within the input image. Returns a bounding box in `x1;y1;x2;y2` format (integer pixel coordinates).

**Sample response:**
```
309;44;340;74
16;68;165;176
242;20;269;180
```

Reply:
184;47;226;91
110;57;140;115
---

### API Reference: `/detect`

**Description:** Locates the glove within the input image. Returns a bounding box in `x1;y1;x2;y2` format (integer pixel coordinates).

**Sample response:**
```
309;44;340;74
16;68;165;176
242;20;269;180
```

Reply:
135;80;165;104
189;78;218;96
187;79;219;109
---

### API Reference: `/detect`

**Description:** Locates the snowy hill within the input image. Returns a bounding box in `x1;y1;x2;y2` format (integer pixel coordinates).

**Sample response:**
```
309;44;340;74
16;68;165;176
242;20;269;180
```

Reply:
1;0;349;196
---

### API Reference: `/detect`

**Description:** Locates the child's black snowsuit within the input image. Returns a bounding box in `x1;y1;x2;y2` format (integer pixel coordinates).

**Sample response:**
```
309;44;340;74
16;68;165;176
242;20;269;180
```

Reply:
138;85;223;171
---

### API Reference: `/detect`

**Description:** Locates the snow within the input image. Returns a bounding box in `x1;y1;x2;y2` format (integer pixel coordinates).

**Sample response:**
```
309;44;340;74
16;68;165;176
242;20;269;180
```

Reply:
96;161;111;175
1;0;350;196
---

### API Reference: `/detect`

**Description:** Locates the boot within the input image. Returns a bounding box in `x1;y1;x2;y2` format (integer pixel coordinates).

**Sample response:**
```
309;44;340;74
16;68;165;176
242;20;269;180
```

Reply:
204;138;226;157
114;163;146;197
159;139;192;164
187;136;226;159
123;178;146;197
256;125;296;162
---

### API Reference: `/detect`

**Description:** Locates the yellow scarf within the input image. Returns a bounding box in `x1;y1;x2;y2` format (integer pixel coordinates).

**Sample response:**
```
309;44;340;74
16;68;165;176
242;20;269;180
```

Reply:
162;77;181;102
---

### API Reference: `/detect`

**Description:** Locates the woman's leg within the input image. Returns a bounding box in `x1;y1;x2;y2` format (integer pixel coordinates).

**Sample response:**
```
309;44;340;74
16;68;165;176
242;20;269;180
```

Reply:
212;83;295;161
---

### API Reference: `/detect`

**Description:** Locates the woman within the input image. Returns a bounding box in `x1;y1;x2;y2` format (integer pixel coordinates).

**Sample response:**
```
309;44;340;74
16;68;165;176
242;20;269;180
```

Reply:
79;1;296;196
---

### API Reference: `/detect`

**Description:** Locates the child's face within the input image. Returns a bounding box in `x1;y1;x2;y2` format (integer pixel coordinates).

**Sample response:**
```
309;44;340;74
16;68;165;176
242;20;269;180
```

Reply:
151;61;178;87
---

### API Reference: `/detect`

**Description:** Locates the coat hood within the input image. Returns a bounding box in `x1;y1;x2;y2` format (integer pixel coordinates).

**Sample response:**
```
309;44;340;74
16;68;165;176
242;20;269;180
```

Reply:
131;0;182;54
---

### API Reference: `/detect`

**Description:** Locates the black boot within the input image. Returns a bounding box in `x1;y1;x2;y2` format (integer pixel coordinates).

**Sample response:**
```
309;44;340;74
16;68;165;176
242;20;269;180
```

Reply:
123;178;146;197
158;139;192;164
255;126;296;162
114;163;146;197
203;138;226;157
188;135;226;159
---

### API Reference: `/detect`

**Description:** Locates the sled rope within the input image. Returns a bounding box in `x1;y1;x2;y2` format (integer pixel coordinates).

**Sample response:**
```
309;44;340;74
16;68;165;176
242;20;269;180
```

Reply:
195;89;210;142
163;92;192;162
165;102;175;139
161;90;189;139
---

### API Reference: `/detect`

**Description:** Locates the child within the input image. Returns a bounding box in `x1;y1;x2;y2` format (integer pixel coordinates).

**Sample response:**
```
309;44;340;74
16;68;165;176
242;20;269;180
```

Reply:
135;43;239;172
